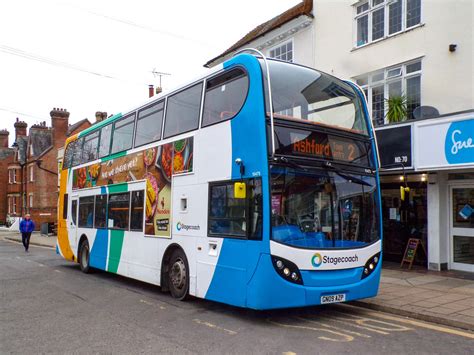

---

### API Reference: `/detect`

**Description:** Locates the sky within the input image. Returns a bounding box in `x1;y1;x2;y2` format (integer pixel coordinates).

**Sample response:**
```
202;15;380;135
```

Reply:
0;0;300;143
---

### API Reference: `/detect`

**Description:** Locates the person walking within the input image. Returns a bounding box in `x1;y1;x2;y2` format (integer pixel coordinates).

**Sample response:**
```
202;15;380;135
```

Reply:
20;214;35;252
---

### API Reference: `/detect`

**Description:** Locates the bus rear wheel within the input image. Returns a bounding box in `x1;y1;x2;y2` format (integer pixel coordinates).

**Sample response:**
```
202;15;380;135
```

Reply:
79;240;91;274
168;249;189;300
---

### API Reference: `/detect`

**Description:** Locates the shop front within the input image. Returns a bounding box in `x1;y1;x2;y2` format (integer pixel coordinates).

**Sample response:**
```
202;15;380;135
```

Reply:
414;111;474;272
376;123;428;265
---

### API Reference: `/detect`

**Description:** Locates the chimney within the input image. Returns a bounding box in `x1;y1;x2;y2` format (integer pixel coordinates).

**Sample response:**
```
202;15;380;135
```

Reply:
50;108;70;148
95;111;107;123
0;130;9;148
149;85;154;98
14;118;28;140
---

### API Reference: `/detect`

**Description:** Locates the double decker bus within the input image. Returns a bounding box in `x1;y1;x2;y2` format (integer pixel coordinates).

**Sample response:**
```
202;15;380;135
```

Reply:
57;51;382;309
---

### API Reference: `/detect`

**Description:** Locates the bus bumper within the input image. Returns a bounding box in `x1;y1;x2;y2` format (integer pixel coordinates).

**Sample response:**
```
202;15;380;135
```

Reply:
246;253;381;310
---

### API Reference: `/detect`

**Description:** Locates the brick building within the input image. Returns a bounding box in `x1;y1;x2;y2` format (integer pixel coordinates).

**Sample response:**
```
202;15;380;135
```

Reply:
0;130;15;224
5;109;91;230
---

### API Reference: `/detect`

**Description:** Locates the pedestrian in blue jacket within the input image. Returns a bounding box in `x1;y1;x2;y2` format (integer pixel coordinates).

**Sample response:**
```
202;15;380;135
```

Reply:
19;214;35;252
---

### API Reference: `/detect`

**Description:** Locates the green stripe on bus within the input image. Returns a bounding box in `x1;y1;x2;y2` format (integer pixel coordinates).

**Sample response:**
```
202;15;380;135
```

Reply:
78;113;123;137
107;229;125;273
108;182;129;194
101;150;127;162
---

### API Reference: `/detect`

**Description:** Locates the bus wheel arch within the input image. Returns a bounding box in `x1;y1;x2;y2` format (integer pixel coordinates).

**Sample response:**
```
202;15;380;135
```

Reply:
78;235;91;274
161;244;189;300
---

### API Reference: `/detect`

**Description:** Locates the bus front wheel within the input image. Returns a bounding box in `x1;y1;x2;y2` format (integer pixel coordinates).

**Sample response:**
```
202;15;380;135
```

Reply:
79;240;91;274
168;249;189;300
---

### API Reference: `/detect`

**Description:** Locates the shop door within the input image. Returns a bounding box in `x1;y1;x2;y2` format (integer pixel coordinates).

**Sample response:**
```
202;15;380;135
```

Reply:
450;187;474;272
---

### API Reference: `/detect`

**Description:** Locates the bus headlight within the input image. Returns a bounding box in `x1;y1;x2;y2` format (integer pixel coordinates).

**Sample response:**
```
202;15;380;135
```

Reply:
361;253;381;279
271;256;303;285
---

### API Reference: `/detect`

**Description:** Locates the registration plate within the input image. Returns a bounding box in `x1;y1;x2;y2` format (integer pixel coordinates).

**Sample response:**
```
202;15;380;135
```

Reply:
321;294;346;304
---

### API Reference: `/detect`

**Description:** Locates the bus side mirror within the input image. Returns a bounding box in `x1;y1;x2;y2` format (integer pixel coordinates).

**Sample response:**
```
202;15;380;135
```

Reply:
234;182;246;199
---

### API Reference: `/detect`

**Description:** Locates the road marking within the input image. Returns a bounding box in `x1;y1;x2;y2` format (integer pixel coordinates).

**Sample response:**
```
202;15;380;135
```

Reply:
54;269;62;273
365;311;474;340
333;310;411;332
139;299;166;310
324;315;390;335
282;352;297;355
296;317;371;338
37;263;45;267
193;319;237;335
26;259;32;263
267;319;353;342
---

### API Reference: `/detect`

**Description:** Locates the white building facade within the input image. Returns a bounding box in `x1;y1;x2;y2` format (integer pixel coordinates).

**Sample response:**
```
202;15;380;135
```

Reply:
206;0;474;272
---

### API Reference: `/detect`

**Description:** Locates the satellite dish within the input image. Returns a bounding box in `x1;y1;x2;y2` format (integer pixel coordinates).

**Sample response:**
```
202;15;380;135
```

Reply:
413;106;440;120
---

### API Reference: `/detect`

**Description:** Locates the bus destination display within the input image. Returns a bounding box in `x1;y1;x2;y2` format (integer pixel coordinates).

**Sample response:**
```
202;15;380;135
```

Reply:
273;126;370;165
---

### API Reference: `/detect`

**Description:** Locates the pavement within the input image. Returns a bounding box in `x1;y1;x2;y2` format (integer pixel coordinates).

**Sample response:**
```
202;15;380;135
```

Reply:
2;231;473;332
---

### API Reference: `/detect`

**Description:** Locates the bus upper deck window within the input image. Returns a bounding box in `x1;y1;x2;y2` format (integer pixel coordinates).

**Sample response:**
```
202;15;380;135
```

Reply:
99;124;112;158
135;101;164;148
202;68;249;127
164;83;203;139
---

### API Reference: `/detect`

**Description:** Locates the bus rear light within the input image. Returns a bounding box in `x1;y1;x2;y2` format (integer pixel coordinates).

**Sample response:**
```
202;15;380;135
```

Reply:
271;256;303;285
361;253;381;279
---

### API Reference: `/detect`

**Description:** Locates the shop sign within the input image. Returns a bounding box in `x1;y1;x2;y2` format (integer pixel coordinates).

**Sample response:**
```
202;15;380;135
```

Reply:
414;114;474;170
375;124;412;169
445;119;474;164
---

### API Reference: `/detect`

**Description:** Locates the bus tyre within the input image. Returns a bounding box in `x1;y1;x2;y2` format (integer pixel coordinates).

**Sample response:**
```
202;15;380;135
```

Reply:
79;240;91;274
168;249;189;301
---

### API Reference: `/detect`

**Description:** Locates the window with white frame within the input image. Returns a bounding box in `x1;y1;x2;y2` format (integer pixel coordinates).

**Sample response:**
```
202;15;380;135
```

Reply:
29;194;33;208
354;0;421;47
29;165;34;182
269;40;293;62
8;169;17;184
8;197;11;214
355;59;421;126
13;197;17;214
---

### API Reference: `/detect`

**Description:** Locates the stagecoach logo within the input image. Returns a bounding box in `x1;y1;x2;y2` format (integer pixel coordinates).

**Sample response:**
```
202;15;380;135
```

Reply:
311;253;323;267
176;222;200;232
311;253;359;268
445;119;474;165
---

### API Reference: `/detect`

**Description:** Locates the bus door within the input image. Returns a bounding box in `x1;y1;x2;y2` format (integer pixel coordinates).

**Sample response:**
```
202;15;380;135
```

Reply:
69;196;78;248
197;179;263;306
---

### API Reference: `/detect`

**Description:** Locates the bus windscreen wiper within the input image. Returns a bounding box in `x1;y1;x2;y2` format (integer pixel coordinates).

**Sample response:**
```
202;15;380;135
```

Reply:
273;156;309;172
325;163;372;187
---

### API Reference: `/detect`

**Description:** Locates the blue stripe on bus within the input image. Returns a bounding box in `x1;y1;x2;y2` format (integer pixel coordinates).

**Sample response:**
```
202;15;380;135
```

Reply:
89;228;108;271
205;54;269;307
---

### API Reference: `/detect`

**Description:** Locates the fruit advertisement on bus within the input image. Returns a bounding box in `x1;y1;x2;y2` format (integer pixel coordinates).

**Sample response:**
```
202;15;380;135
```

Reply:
72;137;194;237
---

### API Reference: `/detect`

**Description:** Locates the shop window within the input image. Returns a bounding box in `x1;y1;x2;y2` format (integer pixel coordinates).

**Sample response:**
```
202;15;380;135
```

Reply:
108;192;130;230
208;179;262;239
452;188;474;229
78;196;94;228
164;83;203;138
453;236;474;265
202;68;249;127
130;191;144;231
111;114;135;155
135;101;164;147
95;194;107;229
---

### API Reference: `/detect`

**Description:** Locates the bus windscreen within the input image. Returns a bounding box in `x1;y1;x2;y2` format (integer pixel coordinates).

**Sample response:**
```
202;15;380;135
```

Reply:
262;60;368;135
271;166;379;249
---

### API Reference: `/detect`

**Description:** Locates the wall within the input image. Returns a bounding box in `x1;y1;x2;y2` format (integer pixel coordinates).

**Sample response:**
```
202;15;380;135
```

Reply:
312;0;474;115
